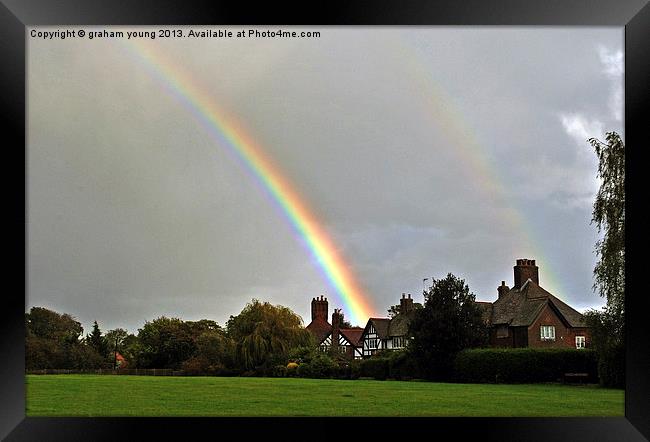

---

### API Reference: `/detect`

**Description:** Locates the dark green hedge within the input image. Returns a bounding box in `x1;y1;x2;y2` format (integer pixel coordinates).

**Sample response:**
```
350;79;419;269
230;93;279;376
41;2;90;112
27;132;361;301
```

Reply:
359;356;389;380
454;348;598;384
357;351;422;380
597;342;625;388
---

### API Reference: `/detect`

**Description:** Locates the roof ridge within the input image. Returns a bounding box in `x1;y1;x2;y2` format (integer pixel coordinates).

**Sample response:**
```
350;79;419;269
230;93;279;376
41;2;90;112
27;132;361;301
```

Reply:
547;293;584;316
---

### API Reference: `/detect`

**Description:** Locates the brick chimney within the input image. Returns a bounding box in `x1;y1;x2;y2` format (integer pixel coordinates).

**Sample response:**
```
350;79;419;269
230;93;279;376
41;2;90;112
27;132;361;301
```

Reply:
513;259;539;289
497;280;509;298
311;295;328;322
331;309;343;352
400;293;414;314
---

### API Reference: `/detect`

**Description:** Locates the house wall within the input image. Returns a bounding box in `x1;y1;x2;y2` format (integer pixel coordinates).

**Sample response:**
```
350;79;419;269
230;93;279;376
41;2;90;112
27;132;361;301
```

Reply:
489;326;514;348
566;327;591;349
513;326;528;347
489;326;528;348
527;304;589;348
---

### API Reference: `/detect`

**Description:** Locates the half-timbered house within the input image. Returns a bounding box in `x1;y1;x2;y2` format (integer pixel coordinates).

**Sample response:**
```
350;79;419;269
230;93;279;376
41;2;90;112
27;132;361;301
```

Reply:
361;293;420;358
305;296;364;360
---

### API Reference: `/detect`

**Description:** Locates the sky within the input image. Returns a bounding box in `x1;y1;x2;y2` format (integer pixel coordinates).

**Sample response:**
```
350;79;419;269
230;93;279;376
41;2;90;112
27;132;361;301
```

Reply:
27;26;623;335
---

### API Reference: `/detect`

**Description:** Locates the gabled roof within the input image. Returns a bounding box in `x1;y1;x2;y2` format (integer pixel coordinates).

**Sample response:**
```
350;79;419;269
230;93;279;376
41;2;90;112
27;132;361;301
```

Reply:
544;294;588;328
340;327;364;347
365;318;391;339
306;318;331;344
488;279;587;328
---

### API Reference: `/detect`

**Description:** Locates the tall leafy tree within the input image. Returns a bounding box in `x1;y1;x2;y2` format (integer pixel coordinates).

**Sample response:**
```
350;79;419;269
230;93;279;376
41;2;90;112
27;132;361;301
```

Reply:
585;131;625;388
226;299;313;371
135;317;197;369
104;328;129;353
588;131;625;326
25;307;83;344
408;274;488;380
25;307;105;369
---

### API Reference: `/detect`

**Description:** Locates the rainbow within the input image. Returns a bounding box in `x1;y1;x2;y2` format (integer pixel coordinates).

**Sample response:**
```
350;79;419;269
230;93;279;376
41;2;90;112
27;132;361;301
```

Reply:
395;34;565;298
117;38;377;325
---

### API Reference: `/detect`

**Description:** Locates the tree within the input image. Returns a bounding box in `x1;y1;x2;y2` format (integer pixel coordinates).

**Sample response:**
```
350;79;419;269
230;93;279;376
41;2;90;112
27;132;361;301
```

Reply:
408;274;488;380
87;321;109;358
135;317;197;369
226;299;313;371
181;328;234;374
585;131;625;388
387;305;401;318
25;307;83;344
25;307;106;369
588;131;625;326
104;328;129;351
104;328;130;368
117;333;140;367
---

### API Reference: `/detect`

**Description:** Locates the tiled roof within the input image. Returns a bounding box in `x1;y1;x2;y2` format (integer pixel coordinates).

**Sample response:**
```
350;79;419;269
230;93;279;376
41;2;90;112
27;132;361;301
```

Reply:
306;318;331;343
366;318;391;339
340;327;364;347
488;279;586;328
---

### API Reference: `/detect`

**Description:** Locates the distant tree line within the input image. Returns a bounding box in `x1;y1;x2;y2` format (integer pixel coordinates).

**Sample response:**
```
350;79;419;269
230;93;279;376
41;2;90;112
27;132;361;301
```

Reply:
25;299;314;376
25;274;490;380
25;272;601;384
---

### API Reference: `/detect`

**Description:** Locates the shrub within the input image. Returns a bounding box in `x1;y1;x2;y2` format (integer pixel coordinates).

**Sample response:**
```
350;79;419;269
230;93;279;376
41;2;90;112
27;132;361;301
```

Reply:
287;346;317;364
454;348;598;384
349;359;362;380
359;356;389;380
296;353;338;379
387;350;421;380
597;342;625;388
270;364;287;378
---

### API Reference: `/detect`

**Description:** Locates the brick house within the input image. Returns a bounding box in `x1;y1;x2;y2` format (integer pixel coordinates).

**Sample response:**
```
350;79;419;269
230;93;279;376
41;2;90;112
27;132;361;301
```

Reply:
305;296;364;359
477;259;590;349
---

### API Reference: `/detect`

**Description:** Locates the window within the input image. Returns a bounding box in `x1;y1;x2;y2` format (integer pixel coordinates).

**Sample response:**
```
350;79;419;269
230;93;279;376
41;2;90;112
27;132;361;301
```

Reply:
366;338;378;349
393;337;404;348
576;336;586;349
540;325;555;341
496;326;509;338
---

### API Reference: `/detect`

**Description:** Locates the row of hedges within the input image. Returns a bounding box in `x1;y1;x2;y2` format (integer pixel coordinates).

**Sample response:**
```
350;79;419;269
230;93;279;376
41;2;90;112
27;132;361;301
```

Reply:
454;348;598;383
357;350;422;380
350;348;598;384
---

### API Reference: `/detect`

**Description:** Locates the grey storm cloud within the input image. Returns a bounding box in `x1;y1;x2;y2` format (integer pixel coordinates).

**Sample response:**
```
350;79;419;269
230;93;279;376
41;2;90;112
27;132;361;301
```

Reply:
27;27;622;333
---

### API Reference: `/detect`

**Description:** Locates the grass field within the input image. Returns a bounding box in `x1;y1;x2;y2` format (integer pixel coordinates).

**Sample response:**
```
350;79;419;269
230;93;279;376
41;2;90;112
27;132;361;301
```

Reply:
26;375;624;417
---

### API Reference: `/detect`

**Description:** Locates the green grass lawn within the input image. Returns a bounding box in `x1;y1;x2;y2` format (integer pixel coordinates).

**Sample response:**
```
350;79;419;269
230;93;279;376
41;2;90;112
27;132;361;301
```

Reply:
25;375;624;417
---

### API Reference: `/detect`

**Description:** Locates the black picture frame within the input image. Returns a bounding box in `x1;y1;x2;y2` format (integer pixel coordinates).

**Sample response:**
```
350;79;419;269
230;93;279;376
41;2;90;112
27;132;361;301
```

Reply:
2;1;648;440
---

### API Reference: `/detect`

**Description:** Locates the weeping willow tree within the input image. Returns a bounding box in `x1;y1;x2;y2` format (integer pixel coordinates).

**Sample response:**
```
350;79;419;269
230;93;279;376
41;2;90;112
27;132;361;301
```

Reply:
585;131;625;388
589;131;625;326
226;299;313;370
